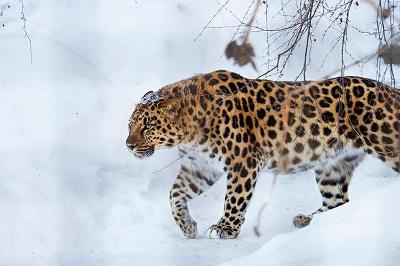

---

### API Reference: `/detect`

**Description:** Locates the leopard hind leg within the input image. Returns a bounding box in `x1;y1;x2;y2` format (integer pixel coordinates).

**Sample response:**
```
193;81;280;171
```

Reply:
293;149;365;228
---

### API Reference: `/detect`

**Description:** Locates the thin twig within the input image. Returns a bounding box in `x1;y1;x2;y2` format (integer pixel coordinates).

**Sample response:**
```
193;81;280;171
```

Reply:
323;50;378;79
253;173;278;237
242;0;262;44
194;0;231;42
0;3;10;17
19;0;32;63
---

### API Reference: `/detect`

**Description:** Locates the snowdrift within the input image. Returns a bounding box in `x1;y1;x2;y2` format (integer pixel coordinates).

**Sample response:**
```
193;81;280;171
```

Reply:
224;180;400;266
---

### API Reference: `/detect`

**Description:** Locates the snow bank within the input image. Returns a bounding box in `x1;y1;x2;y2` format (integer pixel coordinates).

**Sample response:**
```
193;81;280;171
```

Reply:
223;180;400;266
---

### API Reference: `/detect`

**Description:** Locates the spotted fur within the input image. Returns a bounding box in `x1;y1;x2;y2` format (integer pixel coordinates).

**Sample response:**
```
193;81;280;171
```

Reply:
127;70;400;239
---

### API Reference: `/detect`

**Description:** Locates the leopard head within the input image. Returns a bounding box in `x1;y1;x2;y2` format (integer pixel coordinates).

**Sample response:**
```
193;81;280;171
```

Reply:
126;91;186;159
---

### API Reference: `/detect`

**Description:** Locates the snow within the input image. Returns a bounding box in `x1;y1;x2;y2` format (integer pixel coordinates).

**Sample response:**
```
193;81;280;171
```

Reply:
223;179;400;266
140;91;160;104
0;0;399;265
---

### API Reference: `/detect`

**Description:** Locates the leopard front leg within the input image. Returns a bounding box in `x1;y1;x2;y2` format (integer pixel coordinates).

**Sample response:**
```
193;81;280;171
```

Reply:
170;164;220;238
206;156;260;239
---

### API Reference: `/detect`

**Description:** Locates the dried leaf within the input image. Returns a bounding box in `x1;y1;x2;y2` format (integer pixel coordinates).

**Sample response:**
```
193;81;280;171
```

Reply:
140;91;160;104
378;44;400;65
225;40;257;70
380;8;390;19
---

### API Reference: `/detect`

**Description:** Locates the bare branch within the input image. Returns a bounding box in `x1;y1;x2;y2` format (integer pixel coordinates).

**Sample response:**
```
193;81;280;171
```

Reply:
323;50;377;78
19;0;32;63
194;0;231;42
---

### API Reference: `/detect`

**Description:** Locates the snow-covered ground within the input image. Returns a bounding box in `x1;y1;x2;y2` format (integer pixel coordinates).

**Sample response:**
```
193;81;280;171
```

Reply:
0;1;399;265
224;178;400;266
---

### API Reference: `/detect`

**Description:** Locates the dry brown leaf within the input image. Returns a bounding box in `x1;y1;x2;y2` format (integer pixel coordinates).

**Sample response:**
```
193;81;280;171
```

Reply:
379;7;391;19
378;44;400;65
225;40;257;70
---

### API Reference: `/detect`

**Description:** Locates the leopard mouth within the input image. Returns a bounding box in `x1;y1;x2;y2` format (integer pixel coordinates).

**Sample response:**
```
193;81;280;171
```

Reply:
133;146;155;159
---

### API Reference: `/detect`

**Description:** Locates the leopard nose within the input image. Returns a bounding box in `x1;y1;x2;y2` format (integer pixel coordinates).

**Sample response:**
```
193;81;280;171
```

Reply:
126;142;138;150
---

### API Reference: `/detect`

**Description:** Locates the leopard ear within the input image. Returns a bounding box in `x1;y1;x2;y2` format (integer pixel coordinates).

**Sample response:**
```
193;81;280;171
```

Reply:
162;98;181;117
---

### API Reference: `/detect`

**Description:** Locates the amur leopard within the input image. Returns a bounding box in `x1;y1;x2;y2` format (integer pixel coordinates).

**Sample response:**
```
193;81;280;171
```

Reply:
126;70;400;239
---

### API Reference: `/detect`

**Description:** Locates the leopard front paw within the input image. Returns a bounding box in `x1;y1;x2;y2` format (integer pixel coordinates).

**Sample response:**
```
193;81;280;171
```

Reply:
179;218;198;239
293;214;312;228
205;223;239;239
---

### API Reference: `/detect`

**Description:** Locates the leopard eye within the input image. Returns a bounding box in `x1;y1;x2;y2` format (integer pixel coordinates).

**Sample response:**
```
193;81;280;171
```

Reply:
144;124;154;130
